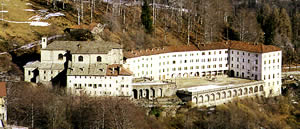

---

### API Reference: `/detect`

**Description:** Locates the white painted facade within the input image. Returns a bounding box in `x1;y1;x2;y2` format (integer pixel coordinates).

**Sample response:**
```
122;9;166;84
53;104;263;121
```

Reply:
125;49;229;80
24;38;132;97
67;75;132;96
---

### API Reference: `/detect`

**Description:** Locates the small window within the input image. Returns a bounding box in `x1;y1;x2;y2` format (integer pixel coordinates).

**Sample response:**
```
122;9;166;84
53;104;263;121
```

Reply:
97;56;102;62
78;56;83;62
58;54;63;60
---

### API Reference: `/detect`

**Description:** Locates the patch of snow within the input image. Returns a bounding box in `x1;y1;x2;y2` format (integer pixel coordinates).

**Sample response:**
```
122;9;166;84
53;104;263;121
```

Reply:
43;12;64;19
28;15;42;21
30;22;50;26
38;9;48;13
0;10;8;13
24;9;35;12
26;3;33;6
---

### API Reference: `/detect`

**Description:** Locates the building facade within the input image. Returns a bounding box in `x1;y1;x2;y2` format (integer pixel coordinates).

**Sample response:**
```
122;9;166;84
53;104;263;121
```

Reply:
124;41;282;96
24;37;132;97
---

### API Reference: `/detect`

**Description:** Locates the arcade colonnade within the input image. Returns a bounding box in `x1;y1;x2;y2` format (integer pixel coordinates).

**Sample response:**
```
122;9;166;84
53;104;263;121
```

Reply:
191;81;265;107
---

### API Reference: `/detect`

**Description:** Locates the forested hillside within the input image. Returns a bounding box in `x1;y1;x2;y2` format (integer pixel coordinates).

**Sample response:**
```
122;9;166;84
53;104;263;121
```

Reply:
0;0;299;64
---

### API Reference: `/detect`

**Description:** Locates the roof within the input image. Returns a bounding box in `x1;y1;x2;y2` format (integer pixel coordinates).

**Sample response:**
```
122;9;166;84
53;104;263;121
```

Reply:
44;40;122;54
124;42;228;58
67;61;107;76
0;82;6;97
106;64;133;76
67;62;132;76
229;41;281;53
124;41;281;58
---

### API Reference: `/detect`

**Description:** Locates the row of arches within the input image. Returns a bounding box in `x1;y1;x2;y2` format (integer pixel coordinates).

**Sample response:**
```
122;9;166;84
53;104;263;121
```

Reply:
193;85;264;104
170;70;227;78
132;88;163;99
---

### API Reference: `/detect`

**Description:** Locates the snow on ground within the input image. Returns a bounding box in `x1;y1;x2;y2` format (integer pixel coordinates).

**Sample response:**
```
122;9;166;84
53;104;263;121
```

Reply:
0;11;8;13
26;3;33;6
43;12;64;19
24;9;35;11
28;15;42;21
30;22;50;26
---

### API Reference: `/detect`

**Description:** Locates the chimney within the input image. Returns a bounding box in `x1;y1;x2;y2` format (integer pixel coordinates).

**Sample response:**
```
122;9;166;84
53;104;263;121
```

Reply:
41;37;47;49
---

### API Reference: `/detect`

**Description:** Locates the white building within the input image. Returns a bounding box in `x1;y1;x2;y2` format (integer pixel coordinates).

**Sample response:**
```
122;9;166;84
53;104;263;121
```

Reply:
124;42;229;80
24;37;132;97
124;41;282;96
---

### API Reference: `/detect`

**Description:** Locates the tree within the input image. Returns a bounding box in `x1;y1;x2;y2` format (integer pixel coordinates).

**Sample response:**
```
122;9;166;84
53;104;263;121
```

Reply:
141;0;153;33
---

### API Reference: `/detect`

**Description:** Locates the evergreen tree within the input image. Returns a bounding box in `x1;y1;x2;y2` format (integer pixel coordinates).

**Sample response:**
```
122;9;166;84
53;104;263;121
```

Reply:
141;0;153;33
278;8;292;40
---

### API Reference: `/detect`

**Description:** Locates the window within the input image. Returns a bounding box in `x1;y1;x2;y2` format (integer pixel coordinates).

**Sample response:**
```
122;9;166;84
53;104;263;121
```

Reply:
202;52;205;55
58;54;63;60
97;56;102;62
78;56;83;62
173;61;176;64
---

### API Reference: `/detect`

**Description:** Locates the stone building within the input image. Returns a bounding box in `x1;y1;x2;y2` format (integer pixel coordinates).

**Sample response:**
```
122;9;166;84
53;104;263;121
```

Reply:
0;82;7;123
24;37;132;97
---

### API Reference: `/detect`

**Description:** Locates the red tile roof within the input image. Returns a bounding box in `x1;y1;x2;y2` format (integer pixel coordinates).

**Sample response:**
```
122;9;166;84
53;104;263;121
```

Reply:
0;82;6;97
229;41;281;53
124;41;281;58
106;64;133;76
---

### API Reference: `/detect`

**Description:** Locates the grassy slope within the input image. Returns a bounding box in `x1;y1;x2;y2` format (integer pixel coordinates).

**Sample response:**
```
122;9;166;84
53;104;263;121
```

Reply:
0;0;73;51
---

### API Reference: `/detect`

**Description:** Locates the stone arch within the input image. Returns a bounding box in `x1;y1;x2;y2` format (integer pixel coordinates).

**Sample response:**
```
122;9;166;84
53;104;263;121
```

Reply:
216;92;221;100
139;89;143;98
194;72;200;77
204;94;210;102
178;73;182;77
202;72;206;77
145;89;150;99
233;90;237;97
227;90;232;98
183;72;189;77
159;88;163;97
259;85;264;91
244;88;248;95
171;73;176;78
133;89;138;99
238;89;242;96
222;91;226;99
249;87;253;94
199;95;203;103
151;88;155;98
254;86;258;93
193;96;198;104
210;93;215;101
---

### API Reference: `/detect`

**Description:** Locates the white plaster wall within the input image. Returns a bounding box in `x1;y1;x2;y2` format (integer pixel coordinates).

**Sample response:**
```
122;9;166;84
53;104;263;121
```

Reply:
39;69;64;82
229;50;262;80
67;75;132;96
126;49;229;80
24;67;36;82
41;50;67;63
261;51;282;96
72;49;123;64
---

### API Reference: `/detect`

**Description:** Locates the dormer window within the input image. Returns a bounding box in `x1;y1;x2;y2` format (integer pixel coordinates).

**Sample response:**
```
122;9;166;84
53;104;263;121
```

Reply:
78;56;83;62
97;56;102;62
58;54;63;60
